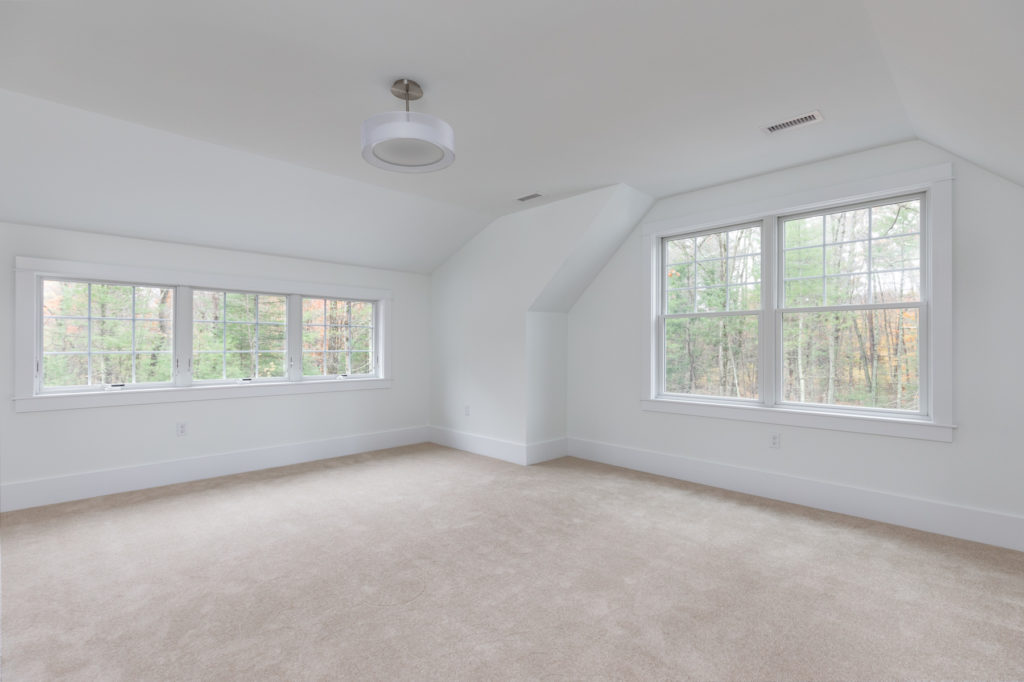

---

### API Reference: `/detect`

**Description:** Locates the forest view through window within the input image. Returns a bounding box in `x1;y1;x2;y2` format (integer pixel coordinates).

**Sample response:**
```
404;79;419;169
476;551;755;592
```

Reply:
659;194;925;414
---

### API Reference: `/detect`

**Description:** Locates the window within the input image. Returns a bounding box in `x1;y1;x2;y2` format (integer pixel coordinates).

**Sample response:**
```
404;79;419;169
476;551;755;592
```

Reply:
41;279;174;389
780;196;922;411
663;224;761;400
301;297;376;378
646;165;953;440
193;290;287;381
16;258;392;410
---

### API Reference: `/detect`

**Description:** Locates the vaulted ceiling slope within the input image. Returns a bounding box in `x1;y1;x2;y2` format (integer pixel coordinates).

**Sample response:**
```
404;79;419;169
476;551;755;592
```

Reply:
1;1;1021;273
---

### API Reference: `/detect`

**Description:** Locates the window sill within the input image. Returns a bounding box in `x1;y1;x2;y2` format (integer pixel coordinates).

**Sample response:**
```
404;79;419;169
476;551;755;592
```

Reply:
14;378;392;412
641;398;955;442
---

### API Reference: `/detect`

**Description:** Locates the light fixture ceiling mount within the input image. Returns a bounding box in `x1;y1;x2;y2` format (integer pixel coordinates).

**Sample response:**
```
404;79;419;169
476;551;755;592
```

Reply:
361;78;455;173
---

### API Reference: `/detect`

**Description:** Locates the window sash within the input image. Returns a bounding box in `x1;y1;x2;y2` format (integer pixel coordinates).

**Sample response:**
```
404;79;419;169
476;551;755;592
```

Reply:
300;297;376;378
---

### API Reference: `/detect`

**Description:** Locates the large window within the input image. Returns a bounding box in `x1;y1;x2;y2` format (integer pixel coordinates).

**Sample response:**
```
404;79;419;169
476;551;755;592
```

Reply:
41;279;174;389
17;261;390;409
649;171;952;440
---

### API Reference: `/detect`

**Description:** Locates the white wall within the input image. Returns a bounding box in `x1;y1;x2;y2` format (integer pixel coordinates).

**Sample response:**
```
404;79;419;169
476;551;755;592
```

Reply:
568;140;1024;547
526;312;567;445
0;222;431;498
430;185;651;458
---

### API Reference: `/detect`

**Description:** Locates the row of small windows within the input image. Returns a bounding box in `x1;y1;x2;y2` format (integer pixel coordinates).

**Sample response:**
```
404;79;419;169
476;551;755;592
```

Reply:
39;281;375;390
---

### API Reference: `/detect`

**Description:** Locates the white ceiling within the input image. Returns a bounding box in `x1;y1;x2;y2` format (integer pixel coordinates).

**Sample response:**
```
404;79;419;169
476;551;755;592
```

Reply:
1;0;1021;272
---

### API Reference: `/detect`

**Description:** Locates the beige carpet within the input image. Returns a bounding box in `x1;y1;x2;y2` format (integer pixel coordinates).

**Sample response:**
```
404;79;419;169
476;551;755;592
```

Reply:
2;444;1023;680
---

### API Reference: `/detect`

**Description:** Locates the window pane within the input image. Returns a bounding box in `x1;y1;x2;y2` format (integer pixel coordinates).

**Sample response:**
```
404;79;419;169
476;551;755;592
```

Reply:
665;262;693;290
350;302;373;326
785;279;824;308
696;287;727;312
325;351;347;375
193;290;224;321
350;326;372;351
872;200;920;238
193;321;223;352
782;309;919;411
258;295;286;324
697;260;727;288
326;300;348;325
194;352;224;380
825;241;868;275
350;352;371;375
257;352;286;378
43;280;88;317
303;325;325;351
43;353;89;387
665;237;693;264
226;323;257;352
43;318;88;352
728;227;761;257
825;275;869;306
226;293;257;322
226;352;255;379
784;217;822;248
257;323;286;351
873;269;920;304
135;353;172;383
664;315;759;398
784;247;823;279
303;351;325;376
90;284;133;318
93;353;132;385
135;320;173;352
826;208;869;242
302;298;324;324
696;232;725;260
728;255;760;285
666;289;694;315
93;320;132;351
135;287;174;320
326;325;348;352
872;235;920;272
728;284;761;311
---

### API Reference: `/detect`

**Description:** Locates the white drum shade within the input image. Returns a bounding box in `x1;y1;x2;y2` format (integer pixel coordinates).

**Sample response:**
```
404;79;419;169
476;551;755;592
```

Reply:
361;111;455;173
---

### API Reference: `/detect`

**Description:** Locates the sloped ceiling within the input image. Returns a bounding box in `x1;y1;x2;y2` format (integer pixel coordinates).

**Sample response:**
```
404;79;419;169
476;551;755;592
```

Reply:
863;0;1024;187
0;0;1021;273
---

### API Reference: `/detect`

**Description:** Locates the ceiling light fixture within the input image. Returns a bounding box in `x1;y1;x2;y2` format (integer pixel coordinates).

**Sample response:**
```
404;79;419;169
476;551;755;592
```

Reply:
361;78;455;173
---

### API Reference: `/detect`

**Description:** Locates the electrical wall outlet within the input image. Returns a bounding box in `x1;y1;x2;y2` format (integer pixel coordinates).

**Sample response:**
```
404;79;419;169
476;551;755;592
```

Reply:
176;422;187;437
464;405;471;417
768;432;781;449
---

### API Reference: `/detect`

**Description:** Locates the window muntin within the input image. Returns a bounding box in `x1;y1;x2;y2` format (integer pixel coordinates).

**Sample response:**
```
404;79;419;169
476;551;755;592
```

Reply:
662;224;761;400
192;290;287;381
41;279;174;389
779;196;923;412
301;297;375;377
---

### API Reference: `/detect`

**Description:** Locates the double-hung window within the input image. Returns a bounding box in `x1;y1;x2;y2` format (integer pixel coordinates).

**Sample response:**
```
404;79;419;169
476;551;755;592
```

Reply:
648;167;953;440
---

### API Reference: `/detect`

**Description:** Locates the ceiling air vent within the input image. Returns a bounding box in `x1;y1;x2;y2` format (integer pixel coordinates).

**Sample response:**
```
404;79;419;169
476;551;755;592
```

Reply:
762;110;823;134
517;193;543;202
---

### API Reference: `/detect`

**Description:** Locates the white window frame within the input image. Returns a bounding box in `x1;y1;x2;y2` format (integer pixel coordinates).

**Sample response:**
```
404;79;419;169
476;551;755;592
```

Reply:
642;163;954;442
14;257;393;412
298;296;379;381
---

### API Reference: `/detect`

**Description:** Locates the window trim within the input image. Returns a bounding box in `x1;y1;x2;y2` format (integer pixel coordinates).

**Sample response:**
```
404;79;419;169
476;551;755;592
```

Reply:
642;163;954;442
14;257;393;412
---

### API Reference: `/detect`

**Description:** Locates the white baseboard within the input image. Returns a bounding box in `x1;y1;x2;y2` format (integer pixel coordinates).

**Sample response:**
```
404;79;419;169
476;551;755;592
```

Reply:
568;437;1024;553
1;426;432;512
427;427;567;467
